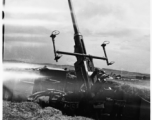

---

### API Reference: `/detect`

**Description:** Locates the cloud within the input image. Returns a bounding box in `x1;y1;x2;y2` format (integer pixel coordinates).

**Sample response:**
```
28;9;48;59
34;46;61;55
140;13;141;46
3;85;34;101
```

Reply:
3;0;150;73
93;28;135;38
4;19;63;27
5;7;53;14
131;35;150;52
5;33;45;38
72;0;150;40
4;0;71;27
4;40;54;63
77;0;125;19
5;41;47;51
5;25;50;35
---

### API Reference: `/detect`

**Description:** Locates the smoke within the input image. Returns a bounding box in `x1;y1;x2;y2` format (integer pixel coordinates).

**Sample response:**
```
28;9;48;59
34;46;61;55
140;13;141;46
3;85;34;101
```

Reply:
3;62;41;70
3;61;68;101
3;62;45;101
3;71;43;82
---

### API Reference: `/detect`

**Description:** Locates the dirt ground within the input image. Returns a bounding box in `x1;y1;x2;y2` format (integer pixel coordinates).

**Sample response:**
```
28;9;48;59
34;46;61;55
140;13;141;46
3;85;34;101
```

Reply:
3;101;94;120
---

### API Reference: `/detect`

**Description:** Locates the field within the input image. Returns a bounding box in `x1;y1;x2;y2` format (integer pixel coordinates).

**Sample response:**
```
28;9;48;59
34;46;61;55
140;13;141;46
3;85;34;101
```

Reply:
3;79;150;120
3;101;93;120
3;61;150;120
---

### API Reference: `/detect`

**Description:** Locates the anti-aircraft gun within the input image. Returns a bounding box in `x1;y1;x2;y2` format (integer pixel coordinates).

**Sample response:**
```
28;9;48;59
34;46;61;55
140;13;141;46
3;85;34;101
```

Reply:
48;0;117;117
50;0;114;94
28;1;150;119
29;0;121;119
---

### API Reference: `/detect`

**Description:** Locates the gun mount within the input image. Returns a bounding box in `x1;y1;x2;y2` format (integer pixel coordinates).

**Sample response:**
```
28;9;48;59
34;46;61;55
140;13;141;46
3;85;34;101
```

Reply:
50;0;114;92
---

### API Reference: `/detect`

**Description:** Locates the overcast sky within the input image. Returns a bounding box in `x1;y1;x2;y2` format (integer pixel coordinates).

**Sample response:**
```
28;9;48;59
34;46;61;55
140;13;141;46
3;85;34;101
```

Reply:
3;0;150;73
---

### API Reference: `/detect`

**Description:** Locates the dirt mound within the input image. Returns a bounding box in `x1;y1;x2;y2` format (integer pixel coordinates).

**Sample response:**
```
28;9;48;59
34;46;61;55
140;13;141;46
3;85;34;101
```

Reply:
3;101;93;120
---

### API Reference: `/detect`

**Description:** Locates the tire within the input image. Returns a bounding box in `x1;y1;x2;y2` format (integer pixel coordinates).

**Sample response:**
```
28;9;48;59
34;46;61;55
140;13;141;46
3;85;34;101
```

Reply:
3;86;13;101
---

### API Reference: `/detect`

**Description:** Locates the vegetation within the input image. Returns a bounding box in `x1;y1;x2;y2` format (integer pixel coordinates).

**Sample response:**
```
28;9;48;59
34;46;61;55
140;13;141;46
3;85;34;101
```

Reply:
3;101;93;120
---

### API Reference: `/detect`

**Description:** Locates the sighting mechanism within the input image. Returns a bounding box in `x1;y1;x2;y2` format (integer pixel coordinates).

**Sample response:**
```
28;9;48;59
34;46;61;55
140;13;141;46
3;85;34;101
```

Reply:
101;41;115;65
50;31;114;66
50;0;114;67
50;30;62;62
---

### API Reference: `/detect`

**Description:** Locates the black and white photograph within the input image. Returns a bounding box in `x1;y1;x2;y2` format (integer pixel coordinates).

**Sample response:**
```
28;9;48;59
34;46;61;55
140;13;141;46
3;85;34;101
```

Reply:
2;0;150;120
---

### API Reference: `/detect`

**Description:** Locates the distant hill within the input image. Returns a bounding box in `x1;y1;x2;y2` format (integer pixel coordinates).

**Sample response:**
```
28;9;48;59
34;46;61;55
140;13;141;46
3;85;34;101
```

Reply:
103;68;150;80
102;68;150;77
4;59;150;78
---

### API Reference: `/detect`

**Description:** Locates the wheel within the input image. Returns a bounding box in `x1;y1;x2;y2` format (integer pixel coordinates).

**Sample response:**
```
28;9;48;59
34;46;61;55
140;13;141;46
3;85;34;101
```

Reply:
3;86;13;101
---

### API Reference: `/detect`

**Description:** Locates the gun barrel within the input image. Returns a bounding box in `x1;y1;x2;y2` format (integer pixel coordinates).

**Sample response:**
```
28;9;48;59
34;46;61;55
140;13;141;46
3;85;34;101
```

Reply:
68;0;80;35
